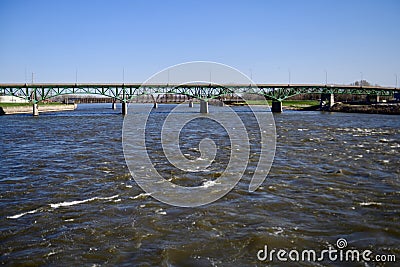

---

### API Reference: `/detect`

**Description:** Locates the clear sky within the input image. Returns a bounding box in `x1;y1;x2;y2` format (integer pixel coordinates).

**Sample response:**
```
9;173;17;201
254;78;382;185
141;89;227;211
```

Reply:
0;0;399;86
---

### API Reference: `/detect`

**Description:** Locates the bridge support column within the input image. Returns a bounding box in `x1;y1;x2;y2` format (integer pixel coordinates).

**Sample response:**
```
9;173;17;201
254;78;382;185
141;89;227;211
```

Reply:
112;101;116;110
122;102;127;115
153;102;158;108
366;95;379;103
320;93;335;109
32;103;39;116
271;101;282;113
200;100;208;113
329;93;335;107
189;100;193;108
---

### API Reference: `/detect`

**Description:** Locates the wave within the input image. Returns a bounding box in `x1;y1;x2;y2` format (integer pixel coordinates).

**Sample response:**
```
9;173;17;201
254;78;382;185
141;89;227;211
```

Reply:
49;195;119;209
130;192;151;200
7;195;119;219
7;208;41;219
359;202;382;206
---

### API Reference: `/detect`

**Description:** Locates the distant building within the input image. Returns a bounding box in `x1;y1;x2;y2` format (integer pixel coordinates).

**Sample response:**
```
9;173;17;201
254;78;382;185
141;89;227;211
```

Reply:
0;96;29;103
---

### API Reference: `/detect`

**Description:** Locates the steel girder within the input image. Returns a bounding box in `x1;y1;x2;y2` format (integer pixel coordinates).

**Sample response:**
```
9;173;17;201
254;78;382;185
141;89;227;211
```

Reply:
0;83;397;102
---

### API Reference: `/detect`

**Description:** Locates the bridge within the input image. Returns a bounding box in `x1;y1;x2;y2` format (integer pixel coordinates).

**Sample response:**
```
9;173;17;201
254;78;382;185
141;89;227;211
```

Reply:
0;83;398;115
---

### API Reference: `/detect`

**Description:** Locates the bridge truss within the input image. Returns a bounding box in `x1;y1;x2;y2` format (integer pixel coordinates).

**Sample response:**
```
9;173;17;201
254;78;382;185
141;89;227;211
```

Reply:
0;83;397;103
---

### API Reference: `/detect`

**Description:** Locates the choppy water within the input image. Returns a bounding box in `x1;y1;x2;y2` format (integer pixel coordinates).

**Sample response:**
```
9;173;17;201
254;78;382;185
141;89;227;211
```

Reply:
1;103;399;266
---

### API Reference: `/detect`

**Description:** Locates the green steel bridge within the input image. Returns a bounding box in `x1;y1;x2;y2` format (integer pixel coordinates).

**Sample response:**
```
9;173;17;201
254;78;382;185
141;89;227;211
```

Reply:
0;83;398;114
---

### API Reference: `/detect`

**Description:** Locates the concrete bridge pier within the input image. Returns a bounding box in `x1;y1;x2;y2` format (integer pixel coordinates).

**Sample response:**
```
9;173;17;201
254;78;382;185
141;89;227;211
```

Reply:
366;95;380;103
271;101;282;113
189;100;193;108
320;93;335;109
200;100;208;113
151;94;158;108
112;101;117;110
122;102;128;115
218;97;225;106
32;103;39;116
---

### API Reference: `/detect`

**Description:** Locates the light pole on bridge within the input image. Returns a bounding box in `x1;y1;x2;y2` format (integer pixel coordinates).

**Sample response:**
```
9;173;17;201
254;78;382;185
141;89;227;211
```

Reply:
325;69;328;85
395;74;398;88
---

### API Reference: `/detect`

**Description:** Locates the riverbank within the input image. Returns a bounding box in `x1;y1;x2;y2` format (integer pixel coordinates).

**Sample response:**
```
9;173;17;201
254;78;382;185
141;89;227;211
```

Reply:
0;103;77;115
233;100;320;110
330;103;400;115
279;100;320;111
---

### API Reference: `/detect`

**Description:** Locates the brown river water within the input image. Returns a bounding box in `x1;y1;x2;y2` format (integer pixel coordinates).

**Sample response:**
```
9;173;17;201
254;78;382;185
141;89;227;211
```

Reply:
1;103;399;266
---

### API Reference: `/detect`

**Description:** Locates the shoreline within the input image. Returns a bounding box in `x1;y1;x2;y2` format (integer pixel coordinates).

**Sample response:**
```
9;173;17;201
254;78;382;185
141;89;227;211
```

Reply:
329;103;400;115
0;104;77;115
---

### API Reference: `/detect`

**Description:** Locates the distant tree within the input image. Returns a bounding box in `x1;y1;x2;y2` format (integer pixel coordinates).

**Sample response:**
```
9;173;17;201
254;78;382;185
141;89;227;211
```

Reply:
352;80;373;86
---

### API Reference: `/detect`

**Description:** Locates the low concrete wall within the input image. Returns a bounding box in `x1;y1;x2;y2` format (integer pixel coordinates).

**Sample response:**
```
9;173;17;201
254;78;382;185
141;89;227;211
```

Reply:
0;104;77;115
0;96;29;103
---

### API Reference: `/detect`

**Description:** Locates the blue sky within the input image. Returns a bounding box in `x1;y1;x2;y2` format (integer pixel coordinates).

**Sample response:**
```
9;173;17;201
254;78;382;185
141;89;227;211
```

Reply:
0;0;399;86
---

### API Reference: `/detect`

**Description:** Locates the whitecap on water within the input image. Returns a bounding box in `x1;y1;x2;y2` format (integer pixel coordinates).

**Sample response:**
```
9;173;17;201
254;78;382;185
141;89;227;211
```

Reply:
8;195;119;219
359;202;382;207
379;138;395;143
7;208;41;219
49;195;119;209
201;180;221;188
130;192;151;200
155;208;167;215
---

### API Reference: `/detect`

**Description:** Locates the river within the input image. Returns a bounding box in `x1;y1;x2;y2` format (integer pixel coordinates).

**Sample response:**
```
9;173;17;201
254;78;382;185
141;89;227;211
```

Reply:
1;103;399;266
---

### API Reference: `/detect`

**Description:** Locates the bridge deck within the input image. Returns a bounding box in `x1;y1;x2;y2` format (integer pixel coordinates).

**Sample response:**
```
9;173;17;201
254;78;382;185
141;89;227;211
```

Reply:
0;83;397;90
0;83;398;102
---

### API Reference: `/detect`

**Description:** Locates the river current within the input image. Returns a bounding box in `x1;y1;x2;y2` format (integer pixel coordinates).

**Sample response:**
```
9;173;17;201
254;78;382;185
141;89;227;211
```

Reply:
1;103;399;266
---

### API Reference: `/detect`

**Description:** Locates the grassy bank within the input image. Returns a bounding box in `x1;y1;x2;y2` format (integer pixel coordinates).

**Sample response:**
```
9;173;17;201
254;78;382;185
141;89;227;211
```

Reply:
244;100;320;109
279;100;319;109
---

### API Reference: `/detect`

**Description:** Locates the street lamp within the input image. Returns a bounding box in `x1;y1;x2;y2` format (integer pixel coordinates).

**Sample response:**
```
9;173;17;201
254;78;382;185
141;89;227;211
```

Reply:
395;74;398;88
325;69;328;85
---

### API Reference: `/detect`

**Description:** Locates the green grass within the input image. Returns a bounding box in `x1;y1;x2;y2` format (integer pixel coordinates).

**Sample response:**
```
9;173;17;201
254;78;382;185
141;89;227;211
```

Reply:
242;100;270;105
243;100;319;107
0;102;65;107
281;100;320;107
